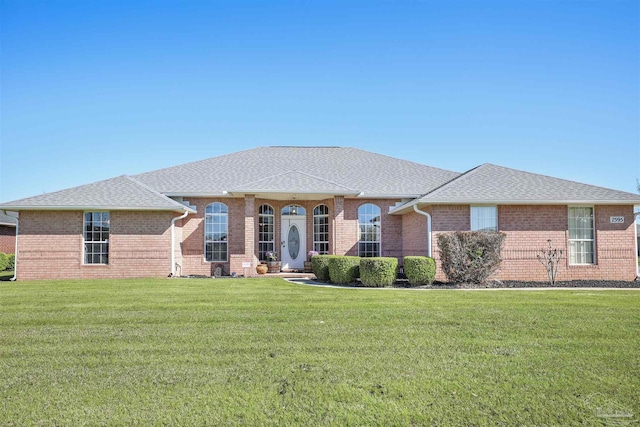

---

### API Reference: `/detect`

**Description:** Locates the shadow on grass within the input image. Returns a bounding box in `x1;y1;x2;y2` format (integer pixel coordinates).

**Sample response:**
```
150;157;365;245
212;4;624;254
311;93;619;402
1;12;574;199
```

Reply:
0;271;14;281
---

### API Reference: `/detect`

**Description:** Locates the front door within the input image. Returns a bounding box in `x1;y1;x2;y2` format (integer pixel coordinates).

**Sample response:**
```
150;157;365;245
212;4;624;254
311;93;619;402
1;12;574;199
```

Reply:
281;216;306;270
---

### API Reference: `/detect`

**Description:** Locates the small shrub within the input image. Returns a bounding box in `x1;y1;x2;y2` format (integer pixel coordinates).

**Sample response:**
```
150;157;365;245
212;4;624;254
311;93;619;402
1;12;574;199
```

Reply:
0;253;8;272
6;254;14;271
360;257;398;287
403;256;436;286
328;256;360;285
311;255;331;281
437;231;506;284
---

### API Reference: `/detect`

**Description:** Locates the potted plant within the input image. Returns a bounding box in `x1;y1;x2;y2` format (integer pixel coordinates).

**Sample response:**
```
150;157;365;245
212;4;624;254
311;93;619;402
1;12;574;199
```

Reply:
266;251;281;273
305;250;318;273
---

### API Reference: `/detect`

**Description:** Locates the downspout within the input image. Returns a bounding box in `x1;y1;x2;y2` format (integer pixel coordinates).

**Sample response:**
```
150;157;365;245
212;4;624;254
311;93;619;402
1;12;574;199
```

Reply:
170;210;190;277
635;211;640;278
3;210;18;281
413;205;432;257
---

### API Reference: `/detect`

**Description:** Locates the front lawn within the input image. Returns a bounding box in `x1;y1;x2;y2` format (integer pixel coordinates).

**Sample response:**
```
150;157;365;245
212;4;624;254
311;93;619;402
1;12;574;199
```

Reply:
1;278;638;425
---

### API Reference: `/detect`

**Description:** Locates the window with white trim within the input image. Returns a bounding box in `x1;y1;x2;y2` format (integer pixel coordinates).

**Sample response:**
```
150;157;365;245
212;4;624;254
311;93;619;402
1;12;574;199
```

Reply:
205;202;228;262
258;204;275;261
358;203;381;257
568;206;595;264
471;206;498;232
313;204;329;254
84;212;110;264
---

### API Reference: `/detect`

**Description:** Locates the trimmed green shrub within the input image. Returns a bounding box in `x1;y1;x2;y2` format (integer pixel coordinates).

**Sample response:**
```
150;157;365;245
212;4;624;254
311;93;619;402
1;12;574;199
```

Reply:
328;256;360;285
6;254;14;271
437;231;506;284
360;257;398;287
403;256;436;286
311;255;331;282
0;253;8;272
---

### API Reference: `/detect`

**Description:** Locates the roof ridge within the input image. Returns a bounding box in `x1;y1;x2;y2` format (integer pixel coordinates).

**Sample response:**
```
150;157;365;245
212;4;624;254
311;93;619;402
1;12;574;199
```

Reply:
124;176;195;211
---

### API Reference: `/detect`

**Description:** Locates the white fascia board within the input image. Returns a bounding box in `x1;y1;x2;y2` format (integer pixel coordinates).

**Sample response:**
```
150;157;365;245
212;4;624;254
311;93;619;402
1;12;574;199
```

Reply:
0;222;16;227
0;205;196;213
389;199;640;215
350;193;420;199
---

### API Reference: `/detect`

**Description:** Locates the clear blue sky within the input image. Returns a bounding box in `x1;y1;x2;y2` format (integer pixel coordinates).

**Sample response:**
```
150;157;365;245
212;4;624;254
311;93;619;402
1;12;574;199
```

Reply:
1;0;638;202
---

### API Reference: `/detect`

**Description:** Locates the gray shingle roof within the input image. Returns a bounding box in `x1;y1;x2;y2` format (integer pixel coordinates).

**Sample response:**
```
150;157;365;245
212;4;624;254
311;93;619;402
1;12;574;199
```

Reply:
228;170;359;194
0;211;17;226
391;163;640;214
133;146;461;197
0;176;194;212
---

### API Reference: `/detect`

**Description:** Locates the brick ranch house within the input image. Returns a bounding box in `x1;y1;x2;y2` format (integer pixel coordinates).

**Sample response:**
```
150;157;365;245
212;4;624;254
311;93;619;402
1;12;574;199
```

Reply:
1;146;639;281
0;211;17;254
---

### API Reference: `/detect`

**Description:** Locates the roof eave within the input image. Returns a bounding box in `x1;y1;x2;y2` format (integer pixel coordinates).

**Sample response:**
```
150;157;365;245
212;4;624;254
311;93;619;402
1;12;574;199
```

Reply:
0;205;196;213
390;199;640;215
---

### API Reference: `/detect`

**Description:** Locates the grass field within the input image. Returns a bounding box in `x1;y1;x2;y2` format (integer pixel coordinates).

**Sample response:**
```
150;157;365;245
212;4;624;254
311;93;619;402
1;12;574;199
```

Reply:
1;278;638;426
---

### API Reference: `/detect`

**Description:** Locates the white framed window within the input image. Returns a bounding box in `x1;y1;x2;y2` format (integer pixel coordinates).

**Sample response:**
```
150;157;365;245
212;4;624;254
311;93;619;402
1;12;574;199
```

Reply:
84;212;110;264
471;206;498;232
313;204;329;254
358;203;381;257
568;206;595;265
205;202;228;262
258;204;275;261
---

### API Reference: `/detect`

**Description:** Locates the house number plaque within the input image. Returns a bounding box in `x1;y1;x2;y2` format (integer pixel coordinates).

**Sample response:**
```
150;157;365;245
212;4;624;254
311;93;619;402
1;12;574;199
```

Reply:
610;216;624;224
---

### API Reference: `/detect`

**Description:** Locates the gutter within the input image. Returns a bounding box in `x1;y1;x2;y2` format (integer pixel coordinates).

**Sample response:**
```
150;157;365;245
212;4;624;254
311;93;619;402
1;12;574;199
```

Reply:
170;210;190;277
2;210;18;281
412;205;432;257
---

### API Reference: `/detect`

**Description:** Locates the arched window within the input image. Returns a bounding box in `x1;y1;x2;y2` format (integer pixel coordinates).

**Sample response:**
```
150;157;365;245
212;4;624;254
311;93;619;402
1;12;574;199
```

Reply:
258;204;275;261
313;204;329;254
281;205;306;216
205;202;228;261
358;203;381;257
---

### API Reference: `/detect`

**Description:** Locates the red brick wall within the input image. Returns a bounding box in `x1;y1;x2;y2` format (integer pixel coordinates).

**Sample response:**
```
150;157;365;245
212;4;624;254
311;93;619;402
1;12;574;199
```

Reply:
340;198;403;258
17;210;175;280
0;225;16;254
405;204;637;282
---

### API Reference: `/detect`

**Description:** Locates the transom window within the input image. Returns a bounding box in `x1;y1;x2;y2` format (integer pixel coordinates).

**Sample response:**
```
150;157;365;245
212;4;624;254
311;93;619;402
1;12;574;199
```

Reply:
358;203;381;257
84;212;110;264
258;204;275;261
471;206;498;232
205;202;228;262
282;205;305;216
313;204;329;254
568;206;595;264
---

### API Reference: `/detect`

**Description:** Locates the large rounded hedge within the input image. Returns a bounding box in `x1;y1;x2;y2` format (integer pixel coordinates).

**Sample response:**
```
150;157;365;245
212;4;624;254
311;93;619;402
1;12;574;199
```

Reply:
328;256;360;285
0;253;8;272
359;257;398;287
403;256;436;286
311;255;331;282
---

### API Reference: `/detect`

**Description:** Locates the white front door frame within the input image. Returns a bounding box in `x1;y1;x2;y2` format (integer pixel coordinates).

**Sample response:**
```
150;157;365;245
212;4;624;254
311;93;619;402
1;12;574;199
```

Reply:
281;215;306;270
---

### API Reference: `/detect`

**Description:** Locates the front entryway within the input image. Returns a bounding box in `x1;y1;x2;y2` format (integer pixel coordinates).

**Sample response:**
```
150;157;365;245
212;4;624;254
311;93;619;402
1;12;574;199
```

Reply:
281;205;306;270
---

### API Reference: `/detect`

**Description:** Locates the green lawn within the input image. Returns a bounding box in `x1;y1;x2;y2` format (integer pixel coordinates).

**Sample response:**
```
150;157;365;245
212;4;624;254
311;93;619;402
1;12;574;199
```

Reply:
1;278;638;426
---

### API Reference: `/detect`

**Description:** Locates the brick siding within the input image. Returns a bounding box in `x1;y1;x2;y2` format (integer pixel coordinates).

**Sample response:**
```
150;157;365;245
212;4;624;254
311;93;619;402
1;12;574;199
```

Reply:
17;210;175;280
419;204;637;282
0;225;16;254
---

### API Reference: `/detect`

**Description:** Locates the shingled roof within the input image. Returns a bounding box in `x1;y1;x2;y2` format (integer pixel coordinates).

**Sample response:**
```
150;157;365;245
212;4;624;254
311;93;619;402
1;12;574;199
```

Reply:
1;147;638;212
133;146;461;197
0;211;17;226
0;176;194;212
390;163;640;214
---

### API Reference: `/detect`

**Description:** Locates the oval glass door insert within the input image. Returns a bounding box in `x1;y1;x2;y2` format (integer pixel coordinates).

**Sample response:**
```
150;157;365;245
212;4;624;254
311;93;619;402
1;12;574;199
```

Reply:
288;225;300;260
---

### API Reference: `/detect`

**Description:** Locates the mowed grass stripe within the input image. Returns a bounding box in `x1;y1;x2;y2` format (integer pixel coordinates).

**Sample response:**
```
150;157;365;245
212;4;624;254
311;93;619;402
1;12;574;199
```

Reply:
1;278;638;426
